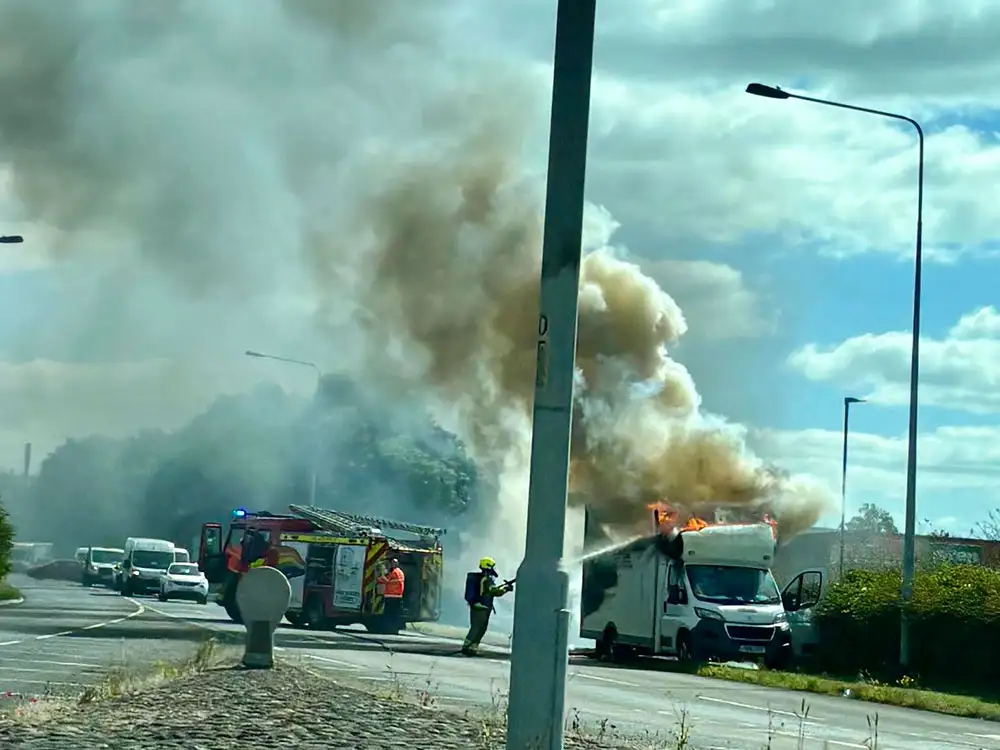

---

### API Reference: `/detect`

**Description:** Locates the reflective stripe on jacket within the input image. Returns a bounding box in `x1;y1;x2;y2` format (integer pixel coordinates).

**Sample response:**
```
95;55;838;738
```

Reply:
473;573;506;611
378;567;405;598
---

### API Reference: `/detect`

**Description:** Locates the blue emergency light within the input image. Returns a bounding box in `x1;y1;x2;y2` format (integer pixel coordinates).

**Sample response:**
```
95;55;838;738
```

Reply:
233;507;248;518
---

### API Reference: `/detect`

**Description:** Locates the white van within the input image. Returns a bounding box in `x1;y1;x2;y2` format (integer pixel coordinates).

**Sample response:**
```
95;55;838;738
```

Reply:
119;538;176;597
581;514;816;669
82;546;124;588
173;547;190;563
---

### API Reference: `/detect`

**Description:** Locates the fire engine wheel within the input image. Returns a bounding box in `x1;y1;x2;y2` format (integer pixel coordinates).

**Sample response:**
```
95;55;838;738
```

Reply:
305;597;325;630
223;597;243;624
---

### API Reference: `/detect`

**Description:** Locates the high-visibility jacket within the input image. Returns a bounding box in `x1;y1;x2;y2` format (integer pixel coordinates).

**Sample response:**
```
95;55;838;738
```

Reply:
378;567;405;598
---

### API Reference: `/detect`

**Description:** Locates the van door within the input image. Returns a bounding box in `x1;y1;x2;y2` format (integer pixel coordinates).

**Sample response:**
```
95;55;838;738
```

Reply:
781;569;824;659
660;561;687;653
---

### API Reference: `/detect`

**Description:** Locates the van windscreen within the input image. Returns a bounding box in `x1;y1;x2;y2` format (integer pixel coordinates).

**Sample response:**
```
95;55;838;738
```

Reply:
686;565;780;606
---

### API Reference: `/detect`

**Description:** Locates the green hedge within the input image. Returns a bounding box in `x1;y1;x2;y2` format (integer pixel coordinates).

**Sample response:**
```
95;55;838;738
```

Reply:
815;565;1000;682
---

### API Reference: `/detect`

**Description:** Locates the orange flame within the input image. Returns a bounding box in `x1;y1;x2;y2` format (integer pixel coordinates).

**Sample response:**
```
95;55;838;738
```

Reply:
647;502;776;538
647;502;711;533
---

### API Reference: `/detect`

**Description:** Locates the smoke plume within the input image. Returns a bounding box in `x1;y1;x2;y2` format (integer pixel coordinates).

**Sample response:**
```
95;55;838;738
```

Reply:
0;1;832;568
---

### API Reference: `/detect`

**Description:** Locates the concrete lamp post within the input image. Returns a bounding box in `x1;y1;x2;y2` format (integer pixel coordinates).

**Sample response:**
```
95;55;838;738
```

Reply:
505;0;597;749
746;82;925;669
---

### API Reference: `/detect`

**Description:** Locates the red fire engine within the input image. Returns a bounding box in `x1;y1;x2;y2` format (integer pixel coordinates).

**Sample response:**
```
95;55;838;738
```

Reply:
197;504;445;634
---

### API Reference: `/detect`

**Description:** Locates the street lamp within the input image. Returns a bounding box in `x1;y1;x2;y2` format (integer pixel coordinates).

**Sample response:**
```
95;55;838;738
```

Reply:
0;236;23;243
746;82;925;669
244;349;323;507
839;397;866;577
505;0;596;748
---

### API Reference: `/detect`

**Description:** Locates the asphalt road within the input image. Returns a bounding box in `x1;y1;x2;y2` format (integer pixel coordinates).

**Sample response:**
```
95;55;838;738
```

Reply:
4;576;1000;749
0;574;212;698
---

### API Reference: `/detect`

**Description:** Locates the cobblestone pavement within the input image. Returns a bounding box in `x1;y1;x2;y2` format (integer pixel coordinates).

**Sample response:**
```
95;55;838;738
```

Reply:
0;661;664;750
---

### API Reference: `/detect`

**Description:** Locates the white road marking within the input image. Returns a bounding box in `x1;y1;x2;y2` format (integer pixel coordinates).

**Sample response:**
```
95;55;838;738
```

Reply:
0;678;88;687
574;672;639;687
697;695;822;722
36;631;75;640
0;665;102;674
0;601;145;648
0;657;101;668
298;654;363;671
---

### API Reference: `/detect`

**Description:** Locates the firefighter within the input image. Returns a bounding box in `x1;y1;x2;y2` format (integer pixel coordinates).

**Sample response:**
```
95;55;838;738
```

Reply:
462;557;513;656
377;558;405;629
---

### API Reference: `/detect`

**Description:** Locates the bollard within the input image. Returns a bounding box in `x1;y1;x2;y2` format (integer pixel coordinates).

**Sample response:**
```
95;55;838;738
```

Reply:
235;566;292;669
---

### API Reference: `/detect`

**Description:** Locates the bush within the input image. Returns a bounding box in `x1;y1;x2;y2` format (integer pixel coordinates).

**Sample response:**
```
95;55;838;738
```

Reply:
815;565;1000;684
0;500;12;580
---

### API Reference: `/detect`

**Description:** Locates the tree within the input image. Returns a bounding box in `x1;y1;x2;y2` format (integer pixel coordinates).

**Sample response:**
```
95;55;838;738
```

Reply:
19;376;485;555
976;509;1000;541
846;503;899;535
0;498;12;579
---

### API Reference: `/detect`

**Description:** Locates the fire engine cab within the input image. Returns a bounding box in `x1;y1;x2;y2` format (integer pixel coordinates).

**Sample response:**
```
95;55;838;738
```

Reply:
197;504;445;634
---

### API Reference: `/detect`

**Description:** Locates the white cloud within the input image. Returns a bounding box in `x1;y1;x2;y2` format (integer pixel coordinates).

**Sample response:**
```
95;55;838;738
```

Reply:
640;258;772;341
459;1;1000;263
755;424;1000;530
789;306;1000;414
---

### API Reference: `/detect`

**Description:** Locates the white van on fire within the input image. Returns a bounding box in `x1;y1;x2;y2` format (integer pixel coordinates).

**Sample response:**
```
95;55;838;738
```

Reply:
581;512;819;668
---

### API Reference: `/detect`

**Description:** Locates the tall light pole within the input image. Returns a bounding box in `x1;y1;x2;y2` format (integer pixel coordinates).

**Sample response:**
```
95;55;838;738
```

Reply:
746;83;925;668
506;0;596;748
839;396;866;577
245;350;323;507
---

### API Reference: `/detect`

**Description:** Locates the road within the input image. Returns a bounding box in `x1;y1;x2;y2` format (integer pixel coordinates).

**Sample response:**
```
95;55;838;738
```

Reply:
0;575;210;697
3;576;1000;749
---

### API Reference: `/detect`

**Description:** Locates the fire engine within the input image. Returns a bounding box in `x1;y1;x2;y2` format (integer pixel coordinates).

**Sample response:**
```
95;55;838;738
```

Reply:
197;503;445;634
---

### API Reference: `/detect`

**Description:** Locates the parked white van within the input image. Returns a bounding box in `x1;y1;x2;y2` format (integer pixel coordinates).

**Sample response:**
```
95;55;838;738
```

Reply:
119;538;176;597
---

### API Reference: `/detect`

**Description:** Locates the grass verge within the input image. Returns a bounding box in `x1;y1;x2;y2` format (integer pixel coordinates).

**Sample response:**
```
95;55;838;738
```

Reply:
697;663;1000;721
0;579;21;602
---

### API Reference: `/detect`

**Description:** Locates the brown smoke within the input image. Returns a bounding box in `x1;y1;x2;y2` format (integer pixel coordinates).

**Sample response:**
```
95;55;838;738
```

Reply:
310;132;833;542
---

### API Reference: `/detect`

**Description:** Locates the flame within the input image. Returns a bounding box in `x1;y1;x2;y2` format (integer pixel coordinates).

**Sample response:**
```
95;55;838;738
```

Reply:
647;502;776;538
647;502;711;533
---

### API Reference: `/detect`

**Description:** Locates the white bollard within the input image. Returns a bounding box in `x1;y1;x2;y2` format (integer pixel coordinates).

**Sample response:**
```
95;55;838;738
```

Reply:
235;566;292;669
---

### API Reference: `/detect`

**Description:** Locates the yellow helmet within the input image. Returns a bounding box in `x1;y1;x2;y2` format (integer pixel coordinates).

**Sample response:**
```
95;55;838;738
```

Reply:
479;557;496;570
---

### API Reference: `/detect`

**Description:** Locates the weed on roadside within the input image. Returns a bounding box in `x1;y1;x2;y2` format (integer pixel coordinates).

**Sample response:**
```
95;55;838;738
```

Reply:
78;638;221;704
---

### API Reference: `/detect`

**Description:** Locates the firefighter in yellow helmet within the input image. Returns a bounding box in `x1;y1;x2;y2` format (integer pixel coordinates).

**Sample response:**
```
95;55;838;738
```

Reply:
462;557;513;656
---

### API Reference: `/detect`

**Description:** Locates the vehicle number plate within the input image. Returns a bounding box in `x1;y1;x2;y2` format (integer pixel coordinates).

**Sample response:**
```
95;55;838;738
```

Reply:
739;645;766;655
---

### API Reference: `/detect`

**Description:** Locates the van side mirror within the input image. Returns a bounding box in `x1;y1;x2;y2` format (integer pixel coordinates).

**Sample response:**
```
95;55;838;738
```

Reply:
667;585;687;606
782;591;798;612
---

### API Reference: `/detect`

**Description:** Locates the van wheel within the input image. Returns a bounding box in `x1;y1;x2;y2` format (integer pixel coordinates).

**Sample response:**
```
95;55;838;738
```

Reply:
596;626;619;662
676;632;694;666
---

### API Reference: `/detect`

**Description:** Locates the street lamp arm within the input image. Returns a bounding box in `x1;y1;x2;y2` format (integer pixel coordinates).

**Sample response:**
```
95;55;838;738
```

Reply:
244;350;322;378
786;92;924;142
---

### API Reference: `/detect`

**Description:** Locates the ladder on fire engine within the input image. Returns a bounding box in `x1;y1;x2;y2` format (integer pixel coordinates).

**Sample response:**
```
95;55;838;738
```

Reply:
288;504;446;541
